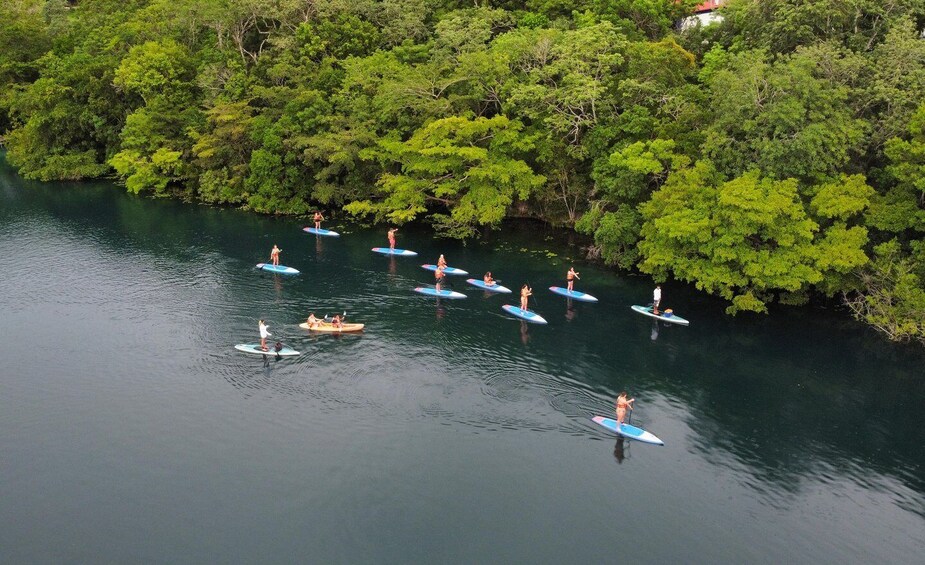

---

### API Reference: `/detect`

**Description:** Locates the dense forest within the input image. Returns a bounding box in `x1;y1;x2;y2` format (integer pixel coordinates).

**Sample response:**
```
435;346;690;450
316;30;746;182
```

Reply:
1;0;924;343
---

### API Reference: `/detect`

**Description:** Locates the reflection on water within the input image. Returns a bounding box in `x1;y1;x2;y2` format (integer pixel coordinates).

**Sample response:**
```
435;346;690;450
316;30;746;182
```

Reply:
613;437;627;464
1;155;925;563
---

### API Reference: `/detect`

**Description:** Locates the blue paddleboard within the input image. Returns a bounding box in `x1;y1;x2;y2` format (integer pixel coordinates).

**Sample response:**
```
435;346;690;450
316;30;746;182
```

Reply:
256;263;300;275
372;247;418;257
413;287;466;299
592;416;664;445
421;264;468;276
630;305;689;326
501;305;548;324
549;286;598;303
234;344;300;356
303;227;340;237
466;279;512;293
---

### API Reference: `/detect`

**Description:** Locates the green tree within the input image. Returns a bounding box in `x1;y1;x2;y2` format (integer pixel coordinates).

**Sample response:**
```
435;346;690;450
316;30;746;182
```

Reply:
347;115;545;237
701;47;866;183
845;240;925;344
638;162;870;313
109;40;201;194
191;100;255;204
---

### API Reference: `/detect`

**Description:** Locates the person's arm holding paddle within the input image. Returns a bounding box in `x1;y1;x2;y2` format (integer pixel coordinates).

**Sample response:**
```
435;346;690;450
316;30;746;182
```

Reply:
615;392;635;427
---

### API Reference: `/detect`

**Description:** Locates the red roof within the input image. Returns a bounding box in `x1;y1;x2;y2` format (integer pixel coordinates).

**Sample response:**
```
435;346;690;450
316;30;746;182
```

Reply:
694;0;724;13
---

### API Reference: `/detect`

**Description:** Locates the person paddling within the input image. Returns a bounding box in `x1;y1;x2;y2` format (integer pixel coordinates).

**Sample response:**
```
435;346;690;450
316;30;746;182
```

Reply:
520;284;532;310
387;228;398;250
270;244;281;266
652;285;662;315
435;265;446;292
259;319;271;351
615;391;635;428
331;314;343;329
306;313;319;328
313;211;324;229
566;266;580;291
483;271;495;286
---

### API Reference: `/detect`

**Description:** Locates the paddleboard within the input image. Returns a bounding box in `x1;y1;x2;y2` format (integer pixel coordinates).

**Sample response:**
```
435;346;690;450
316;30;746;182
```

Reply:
549;286;598;302
303;227;340;237
413;287;466;299
592;416;664;446
372;247;418;257
234;344;300;356
630;305;690;326
466;279;512;293
421;264;468;276
256;263;300;275
501;305;548;324
299;322;364;333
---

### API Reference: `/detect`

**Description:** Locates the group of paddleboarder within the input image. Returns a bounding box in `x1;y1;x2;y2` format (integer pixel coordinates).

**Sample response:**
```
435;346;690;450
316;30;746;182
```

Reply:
261;218;663;432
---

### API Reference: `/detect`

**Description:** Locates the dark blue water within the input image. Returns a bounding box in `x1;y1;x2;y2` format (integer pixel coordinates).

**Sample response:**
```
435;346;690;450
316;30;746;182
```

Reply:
1;155;923;563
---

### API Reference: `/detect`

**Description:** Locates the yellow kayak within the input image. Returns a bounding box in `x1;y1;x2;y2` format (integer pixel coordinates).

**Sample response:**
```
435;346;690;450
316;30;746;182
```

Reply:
299;321;365;333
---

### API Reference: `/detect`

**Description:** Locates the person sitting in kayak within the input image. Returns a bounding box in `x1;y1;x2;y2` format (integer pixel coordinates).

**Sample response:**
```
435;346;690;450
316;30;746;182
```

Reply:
566;266;580;291
388;228;398;250
483;271;495;286
306;313;319;328
313;211;324;229
259;319;271;351
615;391;634;428
437;254;447;268
331;314;343;329
652;285;662;315
435;266;446;292
269;244;281;266
520;284;532;310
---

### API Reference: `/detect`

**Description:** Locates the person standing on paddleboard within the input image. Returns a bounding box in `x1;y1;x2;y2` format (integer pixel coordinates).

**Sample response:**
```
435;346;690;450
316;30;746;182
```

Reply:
615;392;635;428
435;265;446;292
567;266;580;291
653;285;662;315
388;228;398;250
313;211;324;229
437;254;447;268
270;244;282;266
520;284;532;310
259;320;271;351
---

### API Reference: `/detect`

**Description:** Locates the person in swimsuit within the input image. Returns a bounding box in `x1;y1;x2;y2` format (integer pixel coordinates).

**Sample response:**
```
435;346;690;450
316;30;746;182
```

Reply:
653;285;662;315
567;266;580;291
270;244;281;266
259;319;271;351
615;391;635;428
520;284;532;310
313;211;324;229
484;271;495;286
387;228;398;250
306;313;319;328
435;265;445;292
331;314;343;329
437;254;447;268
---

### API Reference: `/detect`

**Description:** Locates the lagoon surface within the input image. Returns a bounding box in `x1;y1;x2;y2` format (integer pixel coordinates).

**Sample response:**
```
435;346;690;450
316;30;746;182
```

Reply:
1;156;924;563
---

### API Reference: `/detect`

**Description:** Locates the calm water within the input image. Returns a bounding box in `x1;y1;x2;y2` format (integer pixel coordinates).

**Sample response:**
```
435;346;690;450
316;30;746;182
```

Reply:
1;155;924;563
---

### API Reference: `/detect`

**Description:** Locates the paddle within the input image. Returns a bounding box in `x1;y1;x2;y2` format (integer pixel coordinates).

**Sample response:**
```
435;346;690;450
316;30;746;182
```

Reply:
323;311;348;327
527;281;539;309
